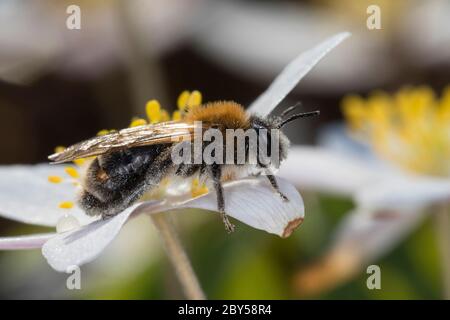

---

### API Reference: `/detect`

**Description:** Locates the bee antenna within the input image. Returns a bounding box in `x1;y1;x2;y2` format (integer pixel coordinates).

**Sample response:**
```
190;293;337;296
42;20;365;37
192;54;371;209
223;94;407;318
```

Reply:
278;110;320;128
280;102;302;117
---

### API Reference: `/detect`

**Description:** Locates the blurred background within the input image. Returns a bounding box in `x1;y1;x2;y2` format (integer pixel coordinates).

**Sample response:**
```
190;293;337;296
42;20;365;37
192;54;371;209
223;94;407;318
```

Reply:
0;0;449;299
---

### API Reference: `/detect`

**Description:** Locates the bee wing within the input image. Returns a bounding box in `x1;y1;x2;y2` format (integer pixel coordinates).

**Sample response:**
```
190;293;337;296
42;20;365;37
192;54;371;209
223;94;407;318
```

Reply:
48;121;208;164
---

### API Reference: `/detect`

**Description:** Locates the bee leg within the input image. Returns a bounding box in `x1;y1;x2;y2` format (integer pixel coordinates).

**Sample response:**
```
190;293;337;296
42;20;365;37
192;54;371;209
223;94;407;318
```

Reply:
208;164;235;233
266;174;289;202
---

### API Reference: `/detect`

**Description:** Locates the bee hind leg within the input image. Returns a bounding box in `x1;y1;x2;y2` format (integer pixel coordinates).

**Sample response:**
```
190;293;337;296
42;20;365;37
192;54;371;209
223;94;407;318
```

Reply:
208;164;235;233
266;173;289;202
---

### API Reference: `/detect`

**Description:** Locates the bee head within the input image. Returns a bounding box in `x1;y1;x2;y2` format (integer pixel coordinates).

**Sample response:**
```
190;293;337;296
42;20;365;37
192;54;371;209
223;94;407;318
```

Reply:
249;102;320;167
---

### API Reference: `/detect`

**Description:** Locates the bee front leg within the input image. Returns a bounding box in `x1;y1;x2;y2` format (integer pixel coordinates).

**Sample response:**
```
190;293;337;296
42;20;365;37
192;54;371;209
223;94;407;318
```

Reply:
208;164;235;233
266;173;289;202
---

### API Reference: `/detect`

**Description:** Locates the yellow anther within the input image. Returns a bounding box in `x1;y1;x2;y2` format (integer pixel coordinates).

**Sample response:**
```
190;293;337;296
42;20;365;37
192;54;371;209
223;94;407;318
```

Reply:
97;129;109;136
59;201;74;209
73;158;86;166
342;86;450;177
187;90;202;108
191;178;209;198
160;110;170;122
438;87;450;123
130;118;147;127
54;146;65;154
341;95;366;131
177;91;190;110
146;100;162;124
172;110;182;121
48;176;62;184
65;167;79;179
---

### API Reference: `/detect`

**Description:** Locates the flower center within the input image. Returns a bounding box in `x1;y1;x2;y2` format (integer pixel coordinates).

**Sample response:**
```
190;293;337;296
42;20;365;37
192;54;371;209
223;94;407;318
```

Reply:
342;86;450;177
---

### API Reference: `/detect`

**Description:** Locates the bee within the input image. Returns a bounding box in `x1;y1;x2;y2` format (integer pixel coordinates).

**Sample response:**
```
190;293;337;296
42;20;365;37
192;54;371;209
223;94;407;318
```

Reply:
49;101;318;233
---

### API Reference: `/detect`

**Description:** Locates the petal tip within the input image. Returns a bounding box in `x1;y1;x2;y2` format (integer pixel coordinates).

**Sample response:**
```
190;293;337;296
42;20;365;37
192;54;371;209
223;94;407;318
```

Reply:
281;217;304;238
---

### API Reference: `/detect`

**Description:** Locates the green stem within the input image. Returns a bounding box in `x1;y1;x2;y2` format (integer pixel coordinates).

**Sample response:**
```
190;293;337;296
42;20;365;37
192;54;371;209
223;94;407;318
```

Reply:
151;213;206;300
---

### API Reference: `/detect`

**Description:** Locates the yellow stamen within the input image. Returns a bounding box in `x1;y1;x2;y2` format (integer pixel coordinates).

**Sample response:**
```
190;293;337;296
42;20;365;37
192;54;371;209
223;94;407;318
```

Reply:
59;201;74;209
130;118;147;127
191;178;209;198
145;100;162;124
172;110;182;121
177;91;190;110
54;146;65;154
187;90;202;108
97;129;109;136
73;158;86;166
48;176;62;184
160;110;170;122
342;86;450;177
341;95;366;131
65;167;79;179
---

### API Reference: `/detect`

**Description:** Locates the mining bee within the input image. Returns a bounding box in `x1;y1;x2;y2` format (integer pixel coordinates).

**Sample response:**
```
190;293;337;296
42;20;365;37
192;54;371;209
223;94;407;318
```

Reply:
49;101;318;233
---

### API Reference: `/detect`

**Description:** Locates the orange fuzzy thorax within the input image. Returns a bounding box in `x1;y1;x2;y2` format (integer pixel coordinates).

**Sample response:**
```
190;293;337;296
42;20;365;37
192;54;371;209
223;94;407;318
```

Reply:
184;101;250;130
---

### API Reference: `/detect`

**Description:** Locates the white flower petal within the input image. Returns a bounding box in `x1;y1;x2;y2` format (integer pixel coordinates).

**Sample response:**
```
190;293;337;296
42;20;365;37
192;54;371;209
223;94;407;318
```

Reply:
127;177;304;238
247;32;350;116
319;124;399;173
42;177;303;272
332;208;425;263
168;176;304;237
88;214;162;280
0;233;55;250
356;175;450;211
279;146;377;196
41;203;144;272
0;164;97;227
319;124;378;163
319;124;450;211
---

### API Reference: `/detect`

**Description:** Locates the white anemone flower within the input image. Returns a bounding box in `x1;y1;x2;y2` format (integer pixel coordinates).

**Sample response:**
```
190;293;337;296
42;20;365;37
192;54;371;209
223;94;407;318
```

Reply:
279;86;450;296
0;33;350;279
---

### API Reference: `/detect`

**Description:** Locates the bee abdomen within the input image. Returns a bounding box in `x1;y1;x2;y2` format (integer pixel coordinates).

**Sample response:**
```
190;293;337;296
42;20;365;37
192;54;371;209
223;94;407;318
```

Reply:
99;147;158;179
79;145;172;217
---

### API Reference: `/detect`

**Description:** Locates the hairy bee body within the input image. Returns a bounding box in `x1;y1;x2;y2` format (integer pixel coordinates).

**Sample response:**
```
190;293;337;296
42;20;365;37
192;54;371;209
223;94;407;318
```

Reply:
51;101;315;232
80;144;172;217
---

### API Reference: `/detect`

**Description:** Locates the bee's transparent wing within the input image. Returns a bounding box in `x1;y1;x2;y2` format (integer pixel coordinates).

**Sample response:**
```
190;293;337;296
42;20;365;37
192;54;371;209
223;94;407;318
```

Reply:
48;121;204;164
247;32;350;117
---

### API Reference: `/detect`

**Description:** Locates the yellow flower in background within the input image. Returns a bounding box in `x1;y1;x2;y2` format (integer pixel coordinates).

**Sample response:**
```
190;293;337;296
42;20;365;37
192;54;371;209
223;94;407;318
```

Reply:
342;86;450;177
279;85;450;298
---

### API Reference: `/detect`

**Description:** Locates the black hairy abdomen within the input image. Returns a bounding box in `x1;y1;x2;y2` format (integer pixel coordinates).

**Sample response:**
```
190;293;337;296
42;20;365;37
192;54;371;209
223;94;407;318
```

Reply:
99;146;157;188
80;144;172;217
